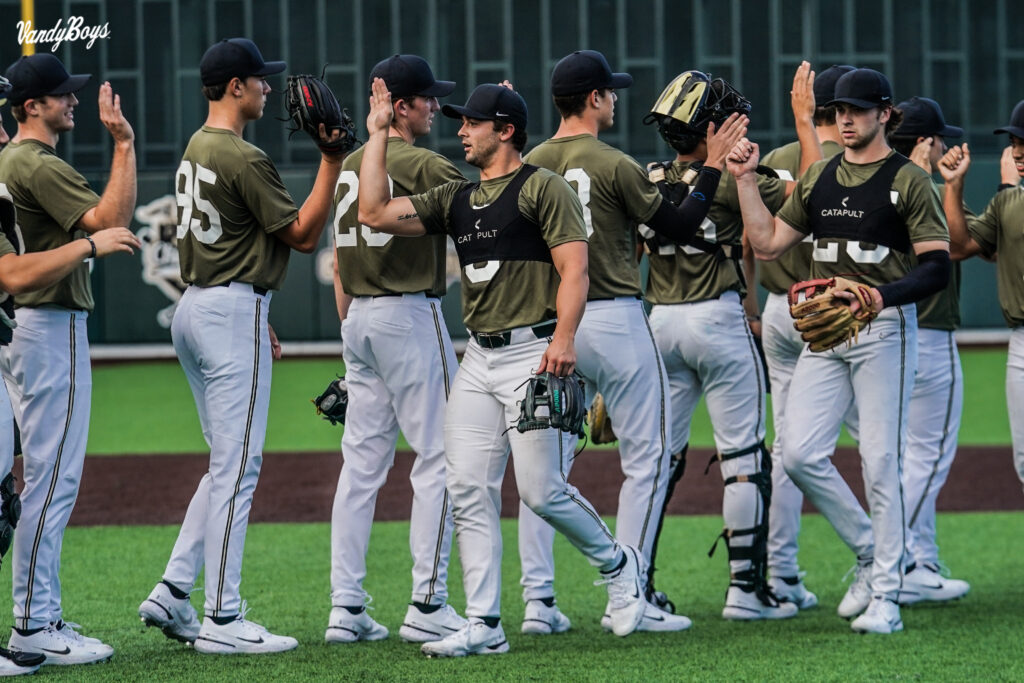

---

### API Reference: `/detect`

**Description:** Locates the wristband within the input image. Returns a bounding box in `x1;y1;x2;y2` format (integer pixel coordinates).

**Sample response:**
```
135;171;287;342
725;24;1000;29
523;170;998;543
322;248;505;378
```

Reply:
745;314;761;322
998;183;1018;192
84;235;97;259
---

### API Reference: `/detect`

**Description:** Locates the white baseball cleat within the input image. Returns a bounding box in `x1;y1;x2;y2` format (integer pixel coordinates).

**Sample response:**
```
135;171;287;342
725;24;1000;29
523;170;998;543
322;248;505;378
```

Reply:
898;563;970;605
399;604;466;643
837;562;873;618
325;606;389;644
597;546;645;637
53;621;103;647
601;599;692;632
420;619;509;658
139;582;201;643
769;575;819;609
521;599;571;635
850;597;903;634
0;647;44;676
722;585;799;620
7;623;113;666
194;607;298;655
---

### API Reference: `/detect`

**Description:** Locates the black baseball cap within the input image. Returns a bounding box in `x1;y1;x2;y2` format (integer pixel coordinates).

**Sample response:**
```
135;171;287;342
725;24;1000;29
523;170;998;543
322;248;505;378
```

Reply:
370;55;455;99
441;84;528;131
994;99;1024;138
550;50;632;96
893;96;963;138
826;68;893;109
200;38;285;87
813;64;856;104
4;54;90;106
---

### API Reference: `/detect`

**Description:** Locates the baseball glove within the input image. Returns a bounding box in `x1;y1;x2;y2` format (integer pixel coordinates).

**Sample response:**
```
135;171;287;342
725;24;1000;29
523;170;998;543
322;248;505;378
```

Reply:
284;73;359;155
517;372;587;439
788;277;879;352
312;376;348;426
588;392;618;444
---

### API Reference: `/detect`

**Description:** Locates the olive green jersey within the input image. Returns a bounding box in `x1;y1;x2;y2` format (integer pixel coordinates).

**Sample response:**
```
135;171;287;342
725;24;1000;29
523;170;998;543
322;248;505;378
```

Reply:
523;134;660;300
777;152;948;288
915;181;968;331
0;234;13;257
758;139;843;293
336;138;464;297
967;185;1024;327
409;165;587;333
0;140;100;311
176;126;298;290
645;160;787;304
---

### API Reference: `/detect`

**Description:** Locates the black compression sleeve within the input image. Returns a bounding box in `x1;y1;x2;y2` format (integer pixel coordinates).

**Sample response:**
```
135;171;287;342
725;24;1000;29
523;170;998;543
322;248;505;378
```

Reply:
645;166;722;244
876;249;951;308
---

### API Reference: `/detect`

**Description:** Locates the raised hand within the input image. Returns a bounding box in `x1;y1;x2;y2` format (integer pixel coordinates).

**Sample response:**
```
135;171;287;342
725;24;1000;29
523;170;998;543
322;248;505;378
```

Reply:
704;113;749;170
909;137;934;173
726;137;760;179
938;143;970;184
97;81;134;144
366;77;394;136
790;60;816;121
1000;145;1019;186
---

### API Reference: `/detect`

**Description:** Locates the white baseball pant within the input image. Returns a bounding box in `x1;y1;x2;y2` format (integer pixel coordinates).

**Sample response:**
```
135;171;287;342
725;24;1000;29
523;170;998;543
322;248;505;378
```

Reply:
1006;326;1024;493
331;294;458;607
1;308;91;629
783;304;917;602
446;333;621;618
161;283;272;618
518;297;671;601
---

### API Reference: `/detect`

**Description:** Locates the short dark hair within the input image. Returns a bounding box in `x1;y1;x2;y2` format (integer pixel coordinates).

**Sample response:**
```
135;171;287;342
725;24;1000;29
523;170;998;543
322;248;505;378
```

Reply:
884;107;903;136
553;91;590;119
887;133;918;157
202;82;230;101
813;105;838;127
10;103;27;123
493;119;527;152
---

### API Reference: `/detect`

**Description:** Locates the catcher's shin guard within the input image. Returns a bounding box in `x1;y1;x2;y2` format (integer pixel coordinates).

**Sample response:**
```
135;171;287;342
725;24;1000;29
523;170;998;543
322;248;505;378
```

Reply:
645;444;688;611
0;473;21;562
706;442;777;605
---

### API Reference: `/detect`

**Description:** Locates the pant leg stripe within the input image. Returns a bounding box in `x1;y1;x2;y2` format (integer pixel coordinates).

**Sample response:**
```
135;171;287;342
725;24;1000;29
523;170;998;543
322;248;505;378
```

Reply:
425;301;452;603
896;307;909;589
908;332;958;528
23;314;76;627
634;309;669;551
215;297;262;614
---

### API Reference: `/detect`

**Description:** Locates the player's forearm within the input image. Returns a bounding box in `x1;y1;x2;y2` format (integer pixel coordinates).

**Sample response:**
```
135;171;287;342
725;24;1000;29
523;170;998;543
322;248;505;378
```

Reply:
733;174;782;259
332;253;352;321
646;167;721;244
357;129;393;227
795;116;823;177
0;239;93;294
552;259;588;343
877;249;951;308
291;157;344;253
942;180;978;261
83;140;137;231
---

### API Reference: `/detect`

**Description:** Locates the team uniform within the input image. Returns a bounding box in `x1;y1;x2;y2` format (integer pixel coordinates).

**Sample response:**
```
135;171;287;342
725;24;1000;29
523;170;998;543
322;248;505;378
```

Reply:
644;161;794;619
0;141;110;656
328;138;463;641
759;139;842;600
146;125;299;651
516;134;672;616
407;163;643;654
965;185;1024;491
775;152;948;623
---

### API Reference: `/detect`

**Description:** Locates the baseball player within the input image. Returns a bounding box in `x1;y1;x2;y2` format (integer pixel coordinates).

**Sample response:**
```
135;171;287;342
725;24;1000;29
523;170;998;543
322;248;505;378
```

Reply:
0;53;136;664
138;38;346;654
516;50;746;634
885;96;971;603
729;68;951;634
642;69;812;621
359;78;647;657
938;100;1024;491
326;54;465;644
757;63;853;609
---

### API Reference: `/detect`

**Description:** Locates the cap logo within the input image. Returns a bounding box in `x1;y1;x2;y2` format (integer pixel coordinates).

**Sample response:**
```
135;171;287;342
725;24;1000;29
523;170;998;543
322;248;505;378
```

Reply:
17;16;111;52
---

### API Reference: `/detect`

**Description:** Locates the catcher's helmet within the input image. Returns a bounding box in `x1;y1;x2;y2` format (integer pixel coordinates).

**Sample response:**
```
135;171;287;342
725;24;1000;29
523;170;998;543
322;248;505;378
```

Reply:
0;75;10;107
643;71;751;154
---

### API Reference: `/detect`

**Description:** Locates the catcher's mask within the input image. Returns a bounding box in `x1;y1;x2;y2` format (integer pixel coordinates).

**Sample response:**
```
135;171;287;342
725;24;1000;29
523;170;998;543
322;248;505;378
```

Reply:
0;75;10;107
643;71;751;154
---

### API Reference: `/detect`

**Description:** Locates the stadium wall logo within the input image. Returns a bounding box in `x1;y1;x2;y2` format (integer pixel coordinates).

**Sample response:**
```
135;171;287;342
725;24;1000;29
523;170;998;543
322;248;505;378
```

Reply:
135;195;186;328
17;17;110;51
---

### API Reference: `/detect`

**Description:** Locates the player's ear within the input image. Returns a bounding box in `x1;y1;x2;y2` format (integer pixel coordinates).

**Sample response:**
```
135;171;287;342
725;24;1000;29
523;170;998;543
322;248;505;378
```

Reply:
228;76;245;97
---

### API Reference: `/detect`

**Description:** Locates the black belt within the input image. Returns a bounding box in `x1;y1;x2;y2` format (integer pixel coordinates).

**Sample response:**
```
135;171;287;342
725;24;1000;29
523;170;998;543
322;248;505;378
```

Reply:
217;282;269;296
369;293;440;299
588;295;642;302
471;321;557;349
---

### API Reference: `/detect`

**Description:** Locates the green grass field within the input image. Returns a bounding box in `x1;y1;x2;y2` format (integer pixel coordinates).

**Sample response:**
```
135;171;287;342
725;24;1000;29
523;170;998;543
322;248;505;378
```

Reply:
7;512;1020;681
90;347;1013;455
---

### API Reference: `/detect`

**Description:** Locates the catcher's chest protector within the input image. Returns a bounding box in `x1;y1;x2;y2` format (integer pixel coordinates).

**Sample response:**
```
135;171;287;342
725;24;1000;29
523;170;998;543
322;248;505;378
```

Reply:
806;153;911;252
449;165;552;266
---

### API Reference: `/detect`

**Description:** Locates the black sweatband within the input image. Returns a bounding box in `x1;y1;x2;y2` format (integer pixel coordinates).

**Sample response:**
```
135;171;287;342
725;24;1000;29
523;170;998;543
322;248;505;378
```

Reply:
84;235;96;259
876;249;951;308
998;183;1019;192
645;166;722;244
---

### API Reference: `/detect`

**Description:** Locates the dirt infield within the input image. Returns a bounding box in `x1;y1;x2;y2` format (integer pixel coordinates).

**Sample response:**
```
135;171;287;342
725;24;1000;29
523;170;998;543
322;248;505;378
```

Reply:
19;446;1021;527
